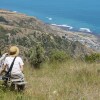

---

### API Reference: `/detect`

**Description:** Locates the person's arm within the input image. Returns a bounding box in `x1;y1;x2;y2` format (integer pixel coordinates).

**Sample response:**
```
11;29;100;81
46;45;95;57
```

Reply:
20;65;23;72
19;57;24;73
0;56;8;75
0;64;7;75
0;53;8;61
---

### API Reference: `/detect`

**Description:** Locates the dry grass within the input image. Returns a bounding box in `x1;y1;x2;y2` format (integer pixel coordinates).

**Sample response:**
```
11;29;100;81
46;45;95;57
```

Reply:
0;60;100;100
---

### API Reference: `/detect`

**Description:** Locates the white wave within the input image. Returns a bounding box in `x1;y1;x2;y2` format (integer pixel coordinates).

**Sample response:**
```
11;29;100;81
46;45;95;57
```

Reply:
46;17;52;20
51;24;57;26
13;11;17;13
79;28;91;33
51;24;73;30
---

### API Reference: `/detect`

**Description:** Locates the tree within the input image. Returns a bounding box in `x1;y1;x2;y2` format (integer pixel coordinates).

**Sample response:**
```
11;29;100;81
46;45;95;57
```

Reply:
29;44;45;68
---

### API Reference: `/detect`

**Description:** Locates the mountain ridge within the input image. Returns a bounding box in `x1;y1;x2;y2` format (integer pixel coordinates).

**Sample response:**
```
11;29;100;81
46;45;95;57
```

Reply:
0;9;98;58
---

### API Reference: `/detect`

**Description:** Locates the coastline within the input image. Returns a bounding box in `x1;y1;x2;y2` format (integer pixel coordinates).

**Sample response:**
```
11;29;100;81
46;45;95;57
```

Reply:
0;8;100;36
0;9;100;52
50;23;100;37
0;8;100;38
49;23;100;52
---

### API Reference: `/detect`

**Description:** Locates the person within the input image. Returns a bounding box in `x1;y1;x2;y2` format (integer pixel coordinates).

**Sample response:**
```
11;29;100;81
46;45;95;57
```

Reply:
0;46;24;79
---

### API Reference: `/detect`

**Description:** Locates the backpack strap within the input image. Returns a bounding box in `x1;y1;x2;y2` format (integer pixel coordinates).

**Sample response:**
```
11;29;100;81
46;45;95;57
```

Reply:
5;57;16;76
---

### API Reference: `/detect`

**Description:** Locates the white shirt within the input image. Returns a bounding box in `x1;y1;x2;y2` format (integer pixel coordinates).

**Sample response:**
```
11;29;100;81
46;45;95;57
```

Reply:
4;56;24;74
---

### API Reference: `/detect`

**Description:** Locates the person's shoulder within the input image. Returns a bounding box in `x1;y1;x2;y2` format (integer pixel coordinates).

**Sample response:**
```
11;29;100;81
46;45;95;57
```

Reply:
5;56;10;59
5;56;11;59
16;56;23;63
16;56;23;60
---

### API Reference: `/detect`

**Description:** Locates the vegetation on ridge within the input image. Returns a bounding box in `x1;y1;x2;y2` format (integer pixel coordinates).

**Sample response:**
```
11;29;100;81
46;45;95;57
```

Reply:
0;10;94;59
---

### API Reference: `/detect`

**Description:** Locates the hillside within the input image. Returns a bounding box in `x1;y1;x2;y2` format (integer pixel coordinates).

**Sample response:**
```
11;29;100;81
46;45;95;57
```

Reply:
0;61;100;100
0;9;96;58
0;9;100;100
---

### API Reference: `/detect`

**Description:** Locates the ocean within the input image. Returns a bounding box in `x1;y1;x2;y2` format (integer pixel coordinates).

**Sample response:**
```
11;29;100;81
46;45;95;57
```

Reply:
0;0;100;35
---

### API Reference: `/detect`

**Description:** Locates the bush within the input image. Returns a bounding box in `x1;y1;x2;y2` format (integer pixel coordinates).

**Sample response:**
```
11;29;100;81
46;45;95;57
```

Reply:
29;44;45;68
49;49;70;62
0;25;6;33
0;16;8;23
85;53;100;62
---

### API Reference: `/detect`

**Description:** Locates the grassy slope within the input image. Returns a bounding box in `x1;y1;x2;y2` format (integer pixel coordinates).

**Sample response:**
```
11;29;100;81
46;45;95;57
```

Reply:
0;60;100;100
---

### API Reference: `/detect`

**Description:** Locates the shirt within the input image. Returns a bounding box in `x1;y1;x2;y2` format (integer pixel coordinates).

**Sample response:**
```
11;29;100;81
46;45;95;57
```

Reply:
4;56;24;74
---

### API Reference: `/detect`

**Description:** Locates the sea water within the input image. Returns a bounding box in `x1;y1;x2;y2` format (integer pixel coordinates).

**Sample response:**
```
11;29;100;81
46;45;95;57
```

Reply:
0;0;100;35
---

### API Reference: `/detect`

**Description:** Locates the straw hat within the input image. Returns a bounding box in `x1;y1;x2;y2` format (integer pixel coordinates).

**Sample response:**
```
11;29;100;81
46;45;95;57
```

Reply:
9;46;19;57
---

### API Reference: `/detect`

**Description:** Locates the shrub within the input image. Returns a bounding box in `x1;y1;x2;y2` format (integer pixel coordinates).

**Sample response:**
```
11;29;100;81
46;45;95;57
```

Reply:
49;49;70;62
0;25;6;33
29;44;45;68
84;53;100;62
0;16;8;23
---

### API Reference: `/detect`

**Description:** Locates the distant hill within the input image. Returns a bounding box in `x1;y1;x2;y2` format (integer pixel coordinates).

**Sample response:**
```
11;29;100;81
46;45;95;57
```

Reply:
0;9;96;58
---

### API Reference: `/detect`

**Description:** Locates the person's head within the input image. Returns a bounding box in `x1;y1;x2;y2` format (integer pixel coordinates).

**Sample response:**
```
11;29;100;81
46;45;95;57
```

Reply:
9;46;19;57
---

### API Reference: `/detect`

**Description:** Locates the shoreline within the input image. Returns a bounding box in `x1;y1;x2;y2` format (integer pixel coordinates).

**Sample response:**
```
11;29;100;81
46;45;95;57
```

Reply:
49;23;100;37
0;9;100;52
0;8;100;36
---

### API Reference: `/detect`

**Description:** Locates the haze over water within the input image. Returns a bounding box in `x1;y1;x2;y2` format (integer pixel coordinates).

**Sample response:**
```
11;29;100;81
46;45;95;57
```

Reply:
0;0;100;35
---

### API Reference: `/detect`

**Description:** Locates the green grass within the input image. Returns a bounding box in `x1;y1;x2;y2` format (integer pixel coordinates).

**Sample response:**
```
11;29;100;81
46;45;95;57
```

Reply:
0;60;100;100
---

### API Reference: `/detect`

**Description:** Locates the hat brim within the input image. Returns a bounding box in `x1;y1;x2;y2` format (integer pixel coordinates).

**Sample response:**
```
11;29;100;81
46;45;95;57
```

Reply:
10;47;19;57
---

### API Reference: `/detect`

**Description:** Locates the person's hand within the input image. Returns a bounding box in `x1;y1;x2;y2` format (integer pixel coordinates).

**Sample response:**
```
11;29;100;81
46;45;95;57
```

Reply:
2;53;8;57
3;53;8;56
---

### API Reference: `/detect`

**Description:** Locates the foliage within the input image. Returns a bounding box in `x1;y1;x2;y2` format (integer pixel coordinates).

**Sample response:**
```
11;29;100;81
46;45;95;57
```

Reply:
0;25;6;33
49;49;70;62
84;53;100;62
0;16;8;23
29;44;45;68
